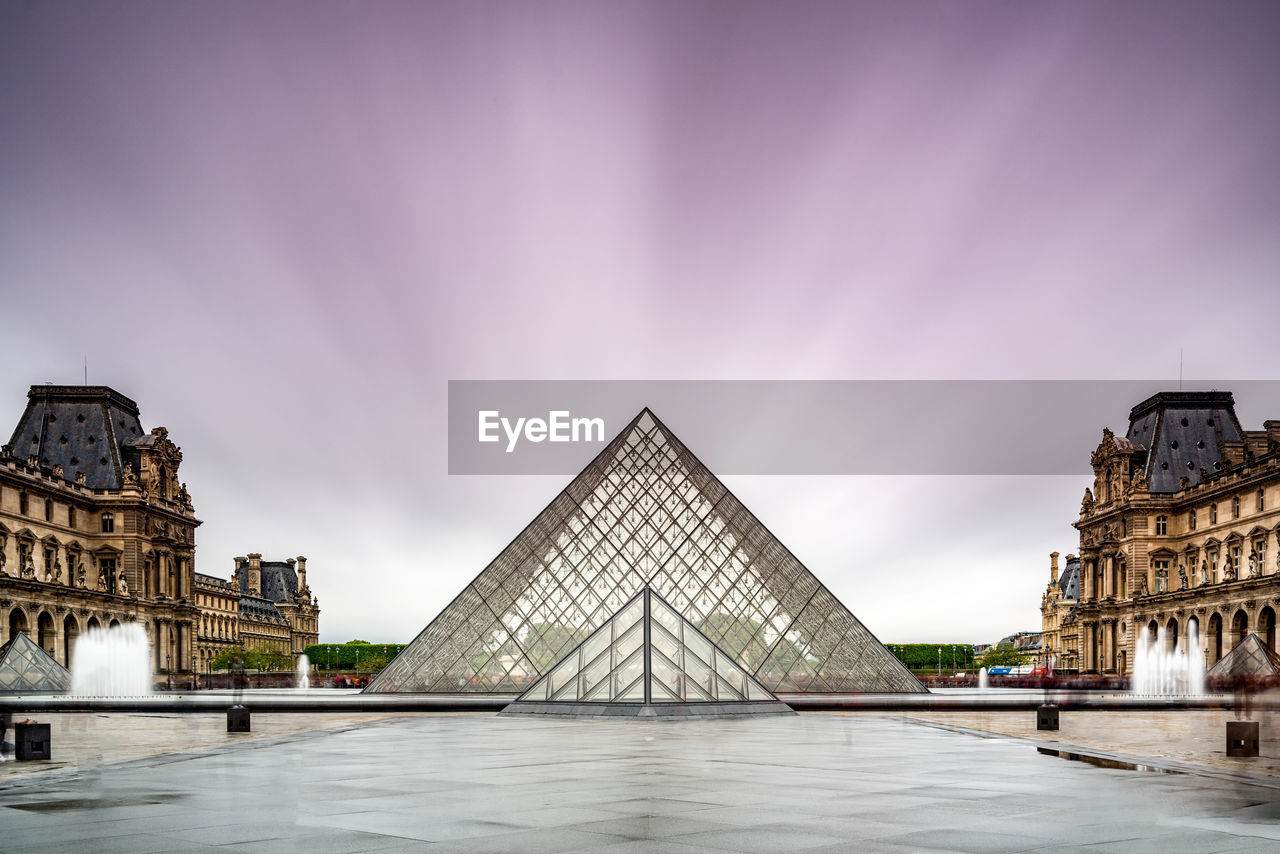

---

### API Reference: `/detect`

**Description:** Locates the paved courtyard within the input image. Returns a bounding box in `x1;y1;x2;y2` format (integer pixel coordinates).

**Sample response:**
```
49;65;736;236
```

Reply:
2;710;1280;852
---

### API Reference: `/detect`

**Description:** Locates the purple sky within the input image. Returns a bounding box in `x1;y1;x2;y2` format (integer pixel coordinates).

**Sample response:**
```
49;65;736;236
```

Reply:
3;1;1280;645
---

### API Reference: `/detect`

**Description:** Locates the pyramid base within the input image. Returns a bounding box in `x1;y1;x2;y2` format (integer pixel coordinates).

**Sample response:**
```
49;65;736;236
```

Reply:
500;700;794;720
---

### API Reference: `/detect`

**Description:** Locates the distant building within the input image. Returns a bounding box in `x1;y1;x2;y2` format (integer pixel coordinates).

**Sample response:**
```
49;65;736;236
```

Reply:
1069;391;1280;675
193;554;319;671
0;385;199;684
1041;552;1080;671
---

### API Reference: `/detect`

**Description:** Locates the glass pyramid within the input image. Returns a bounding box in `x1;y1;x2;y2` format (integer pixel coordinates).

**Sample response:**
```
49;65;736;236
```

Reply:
0;631;72;693
517;587;777;705
367;409;925;695
1206;632;1280;679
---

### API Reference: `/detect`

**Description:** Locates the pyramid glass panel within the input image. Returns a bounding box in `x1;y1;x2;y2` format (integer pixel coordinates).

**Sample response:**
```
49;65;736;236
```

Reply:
0;632;72;693
509;587;781;708
368;409;925;694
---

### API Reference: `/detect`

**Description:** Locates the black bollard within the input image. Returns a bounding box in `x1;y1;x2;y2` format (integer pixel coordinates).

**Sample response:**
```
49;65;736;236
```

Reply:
227;705;251;733
1037;704;1059;731
16;722;51;761
1226;721;1259;757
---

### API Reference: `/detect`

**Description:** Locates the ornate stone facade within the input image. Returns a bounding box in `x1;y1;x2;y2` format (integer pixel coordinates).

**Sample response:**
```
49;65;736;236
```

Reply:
0;385;199;685
193;554;320;673
1065;391;1280;675
1040;552;1080;672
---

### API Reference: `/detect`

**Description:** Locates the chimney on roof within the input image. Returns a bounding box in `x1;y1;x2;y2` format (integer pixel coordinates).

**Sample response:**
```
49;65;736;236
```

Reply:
1050;552;1060;585
248;553;262;597
296;556;307;592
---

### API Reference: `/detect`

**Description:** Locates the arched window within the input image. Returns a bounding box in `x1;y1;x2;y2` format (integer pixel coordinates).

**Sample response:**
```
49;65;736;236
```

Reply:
101;512;114;533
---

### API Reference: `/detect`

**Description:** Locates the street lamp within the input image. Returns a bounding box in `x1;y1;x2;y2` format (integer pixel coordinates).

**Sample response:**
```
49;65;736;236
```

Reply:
936;647;941;676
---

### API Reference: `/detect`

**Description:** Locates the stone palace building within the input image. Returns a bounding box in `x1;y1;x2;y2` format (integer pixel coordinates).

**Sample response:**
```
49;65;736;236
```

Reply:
194;554;320;674
0;384;319;687
1045;390;1280;676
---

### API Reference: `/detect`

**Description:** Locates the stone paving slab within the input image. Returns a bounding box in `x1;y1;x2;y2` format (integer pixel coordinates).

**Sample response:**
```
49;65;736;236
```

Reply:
1;712;1279;851
898;708;1280;777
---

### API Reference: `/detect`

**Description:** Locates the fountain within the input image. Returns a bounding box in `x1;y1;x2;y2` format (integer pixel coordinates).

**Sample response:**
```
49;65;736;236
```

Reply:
295;653;310;690
70;623;152;697
1132;620;1204;696
978;666;988;690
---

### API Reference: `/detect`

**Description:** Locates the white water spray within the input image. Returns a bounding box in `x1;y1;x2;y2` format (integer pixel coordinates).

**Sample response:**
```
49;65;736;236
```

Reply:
978;666;989;690
1132;620;1204;696
295;653;311;690
70;624;152;697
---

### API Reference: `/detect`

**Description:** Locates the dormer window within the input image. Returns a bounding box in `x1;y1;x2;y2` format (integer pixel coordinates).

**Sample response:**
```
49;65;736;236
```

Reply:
1155;515;1168;536
101;512;114;533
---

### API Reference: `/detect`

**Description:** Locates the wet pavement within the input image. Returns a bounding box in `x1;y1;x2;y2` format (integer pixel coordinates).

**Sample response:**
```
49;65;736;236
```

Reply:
2;709;1280;852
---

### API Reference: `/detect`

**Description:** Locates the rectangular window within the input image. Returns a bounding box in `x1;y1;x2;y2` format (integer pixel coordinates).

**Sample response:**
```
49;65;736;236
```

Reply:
100;557;117;594
1189;509;1197;531
101;513;114;533
1210;504;1218;524
68;505;76;528
45;499;53;522
1259;489;1266;513
1155;515;1168;536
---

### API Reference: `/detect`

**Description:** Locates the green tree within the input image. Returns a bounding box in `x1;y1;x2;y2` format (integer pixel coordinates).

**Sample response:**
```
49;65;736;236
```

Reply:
978;643;1026;668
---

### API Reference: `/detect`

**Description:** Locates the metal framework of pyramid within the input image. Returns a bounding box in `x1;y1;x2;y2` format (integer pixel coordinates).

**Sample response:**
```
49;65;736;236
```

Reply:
1207;632;1280;679
0;632;71;693
367;409;925;695
506;587;784;709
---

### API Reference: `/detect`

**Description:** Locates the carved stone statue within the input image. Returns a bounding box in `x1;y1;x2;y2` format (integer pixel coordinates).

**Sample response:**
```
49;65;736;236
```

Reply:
1137;573;1149;595
1224;555;1237;581
77;562;86;588
1081;487;1095;515
0;550;6;576
1130;466;1147;492
53;560;62;584
118;571;129;597
97;567;108;590
1178;564;1188;589
43;562;53;582
22;561;35;579
1248;547;1261;578
1201;560;1211;586
123;462;138;488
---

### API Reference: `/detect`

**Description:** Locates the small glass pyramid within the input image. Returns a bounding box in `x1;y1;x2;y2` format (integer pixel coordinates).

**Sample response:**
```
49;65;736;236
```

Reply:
513;587;778;707
0;631;72;693
1207;632;1280;678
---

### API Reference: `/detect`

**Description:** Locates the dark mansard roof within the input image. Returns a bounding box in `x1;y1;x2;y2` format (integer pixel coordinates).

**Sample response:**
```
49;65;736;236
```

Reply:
1125;392;1243;493
6;385;146;489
